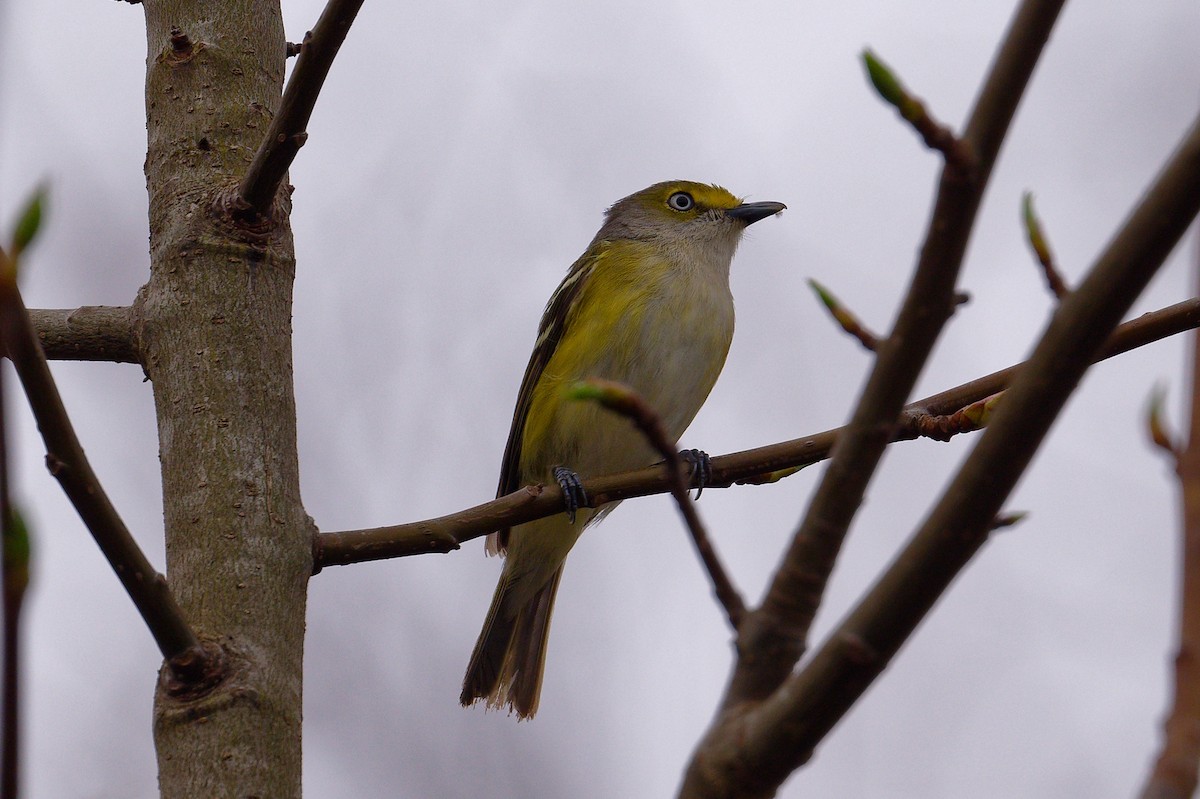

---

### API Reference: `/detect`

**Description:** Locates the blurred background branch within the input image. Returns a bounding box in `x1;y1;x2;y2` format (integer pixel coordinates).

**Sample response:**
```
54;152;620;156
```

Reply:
1138;236;1200;799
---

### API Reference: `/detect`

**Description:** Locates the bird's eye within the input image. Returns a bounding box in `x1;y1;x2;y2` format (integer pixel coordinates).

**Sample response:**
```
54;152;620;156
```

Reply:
667;191;695;212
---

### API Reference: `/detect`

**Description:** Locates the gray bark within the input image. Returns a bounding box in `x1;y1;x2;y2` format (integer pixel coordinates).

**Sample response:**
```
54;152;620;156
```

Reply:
136;3;311;796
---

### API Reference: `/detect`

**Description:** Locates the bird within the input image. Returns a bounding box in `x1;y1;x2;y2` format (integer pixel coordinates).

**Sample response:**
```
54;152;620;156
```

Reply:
460;180;785;718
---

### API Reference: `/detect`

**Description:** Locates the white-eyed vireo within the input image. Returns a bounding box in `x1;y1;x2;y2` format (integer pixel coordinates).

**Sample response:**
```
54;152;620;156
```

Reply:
460;180;785;718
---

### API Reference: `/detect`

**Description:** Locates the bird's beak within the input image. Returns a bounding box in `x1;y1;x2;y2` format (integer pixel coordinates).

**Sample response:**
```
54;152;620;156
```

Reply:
726;201;787;225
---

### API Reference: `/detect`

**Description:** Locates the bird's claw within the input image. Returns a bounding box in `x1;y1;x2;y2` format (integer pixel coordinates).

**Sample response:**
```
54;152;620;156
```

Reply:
679;449;711;499
552;465;587;524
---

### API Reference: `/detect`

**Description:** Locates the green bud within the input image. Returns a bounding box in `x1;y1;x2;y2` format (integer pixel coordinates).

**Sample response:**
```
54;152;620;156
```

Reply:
566;380;610;403
1022;191;1049;259
862;48;927;125
11;184;47;263
4;505;31;597
862;49;906;110
807;278;837;312
566;378;637;414
1146;383;1175;453
962;392;1003;429
992;511;1028;530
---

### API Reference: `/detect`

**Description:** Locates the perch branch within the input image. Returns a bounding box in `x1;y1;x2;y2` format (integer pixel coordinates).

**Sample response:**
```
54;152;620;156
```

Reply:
313;296;1200;571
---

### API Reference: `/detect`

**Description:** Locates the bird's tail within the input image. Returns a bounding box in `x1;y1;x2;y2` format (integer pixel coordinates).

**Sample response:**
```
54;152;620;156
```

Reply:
460;563;565;719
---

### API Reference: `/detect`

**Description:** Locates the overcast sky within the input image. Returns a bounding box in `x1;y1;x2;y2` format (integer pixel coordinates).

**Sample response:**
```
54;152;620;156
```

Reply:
2;1;1199;797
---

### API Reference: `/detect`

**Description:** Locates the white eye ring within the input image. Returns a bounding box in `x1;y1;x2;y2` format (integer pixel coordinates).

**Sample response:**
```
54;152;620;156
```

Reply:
667;191;695;212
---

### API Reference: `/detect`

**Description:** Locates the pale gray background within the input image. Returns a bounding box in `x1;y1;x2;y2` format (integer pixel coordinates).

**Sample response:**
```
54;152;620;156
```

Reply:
1;1;1198;797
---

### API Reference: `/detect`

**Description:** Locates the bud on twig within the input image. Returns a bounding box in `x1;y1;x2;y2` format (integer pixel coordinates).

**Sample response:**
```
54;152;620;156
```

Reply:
1022;192;1069;298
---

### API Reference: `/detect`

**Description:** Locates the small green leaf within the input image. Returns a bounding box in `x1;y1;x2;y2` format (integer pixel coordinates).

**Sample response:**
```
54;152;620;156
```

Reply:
4;505;32;596
11;184;47;262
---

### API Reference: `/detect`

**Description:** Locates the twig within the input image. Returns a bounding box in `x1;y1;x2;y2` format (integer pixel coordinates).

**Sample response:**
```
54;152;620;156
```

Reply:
234;0;365;221
569;379;746;631
1023;192;1070;298
313;296;1200;570
1138;234;1200;799
0;254;213;684
862;49;972;169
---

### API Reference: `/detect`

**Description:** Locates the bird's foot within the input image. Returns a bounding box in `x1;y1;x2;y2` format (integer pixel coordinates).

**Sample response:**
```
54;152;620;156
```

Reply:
552;465;587;524
679;449;711;499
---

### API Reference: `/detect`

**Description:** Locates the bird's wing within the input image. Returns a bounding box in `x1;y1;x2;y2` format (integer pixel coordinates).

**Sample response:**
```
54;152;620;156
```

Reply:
491;247;600;553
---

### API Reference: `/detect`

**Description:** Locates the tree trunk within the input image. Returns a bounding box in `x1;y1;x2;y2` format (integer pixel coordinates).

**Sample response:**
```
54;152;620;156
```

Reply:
136;2;310;796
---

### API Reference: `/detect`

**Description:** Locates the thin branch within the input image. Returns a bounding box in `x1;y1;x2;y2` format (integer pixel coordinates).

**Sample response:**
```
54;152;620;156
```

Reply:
570;379;746;630
1139;232;1200;799
724;0;1069;717
314;296;1200;570
0;258;213;684
26;306;137;363
234;0;365;221
738;107;1200;791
